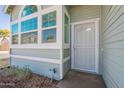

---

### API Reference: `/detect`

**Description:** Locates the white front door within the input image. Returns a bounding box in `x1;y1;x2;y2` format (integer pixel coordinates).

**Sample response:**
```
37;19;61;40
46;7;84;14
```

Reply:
71;19;99;73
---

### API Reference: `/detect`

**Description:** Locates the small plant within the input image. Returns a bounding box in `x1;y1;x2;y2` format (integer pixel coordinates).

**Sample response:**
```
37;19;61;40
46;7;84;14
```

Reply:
0;66;32;82
10;66;32;81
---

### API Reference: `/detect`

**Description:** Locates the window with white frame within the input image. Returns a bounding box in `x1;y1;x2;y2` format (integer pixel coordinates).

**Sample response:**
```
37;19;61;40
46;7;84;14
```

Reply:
21;32;37;44
11;6;59;46
64;13;69;43
42;28;56;43
21;17;38;44
21;5;37;17
12;35;18;44
42;11;56;43
12;23;18;44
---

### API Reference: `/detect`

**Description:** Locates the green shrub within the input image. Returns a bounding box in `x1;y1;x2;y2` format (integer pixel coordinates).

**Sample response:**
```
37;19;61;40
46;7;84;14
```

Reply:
0;66;32;81
10;66;32;81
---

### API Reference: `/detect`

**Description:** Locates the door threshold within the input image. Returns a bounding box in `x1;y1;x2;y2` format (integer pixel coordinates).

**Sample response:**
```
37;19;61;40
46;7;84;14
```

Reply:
71;69;99;75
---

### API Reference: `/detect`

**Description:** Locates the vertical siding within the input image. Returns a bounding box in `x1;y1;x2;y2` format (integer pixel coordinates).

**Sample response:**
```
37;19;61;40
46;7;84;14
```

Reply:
102;5;124;87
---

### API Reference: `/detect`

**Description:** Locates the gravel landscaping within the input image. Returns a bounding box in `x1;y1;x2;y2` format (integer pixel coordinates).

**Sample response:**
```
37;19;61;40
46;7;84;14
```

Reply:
0;67;58;88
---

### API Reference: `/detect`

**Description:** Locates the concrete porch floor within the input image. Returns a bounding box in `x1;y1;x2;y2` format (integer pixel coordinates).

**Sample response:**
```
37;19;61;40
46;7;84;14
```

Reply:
57;70;106;88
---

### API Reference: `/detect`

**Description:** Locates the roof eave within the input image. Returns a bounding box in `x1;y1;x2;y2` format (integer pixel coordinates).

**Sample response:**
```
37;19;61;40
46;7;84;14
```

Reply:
2;5;9;14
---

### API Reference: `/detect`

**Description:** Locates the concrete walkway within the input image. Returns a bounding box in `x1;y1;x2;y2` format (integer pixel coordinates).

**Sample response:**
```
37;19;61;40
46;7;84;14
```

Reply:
57;70;106;88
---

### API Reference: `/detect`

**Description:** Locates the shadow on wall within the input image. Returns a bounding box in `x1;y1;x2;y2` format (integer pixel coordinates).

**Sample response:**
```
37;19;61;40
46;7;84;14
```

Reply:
0;37;9;51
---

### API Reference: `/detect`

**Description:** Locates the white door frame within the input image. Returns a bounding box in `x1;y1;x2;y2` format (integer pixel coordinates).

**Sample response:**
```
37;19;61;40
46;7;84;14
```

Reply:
71;18;99;74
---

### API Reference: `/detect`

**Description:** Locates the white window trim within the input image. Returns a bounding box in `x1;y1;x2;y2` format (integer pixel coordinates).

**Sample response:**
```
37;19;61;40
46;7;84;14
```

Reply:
10;55;60;64
12;33;18;36
21;29;37;34
42;26;57;30
58;6;63;79
63;6;71;47
20;15;38;45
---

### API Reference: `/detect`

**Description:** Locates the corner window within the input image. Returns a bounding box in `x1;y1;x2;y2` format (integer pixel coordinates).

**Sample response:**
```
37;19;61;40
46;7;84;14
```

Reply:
42;28;56;43
22;5;38;17
64;14;69;43
42;11;56;28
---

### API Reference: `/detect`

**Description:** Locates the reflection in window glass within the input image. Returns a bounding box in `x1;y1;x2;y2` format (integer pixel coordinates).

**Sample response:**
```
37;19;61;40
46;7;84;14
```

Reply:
12;35;18;44
12;23;18;34
42;28;56;43
21;32;38;44
11;6;21;21
64;14;69;43
21;17;38;32
22;5;37;17
42;14;49;28
42;11;56;28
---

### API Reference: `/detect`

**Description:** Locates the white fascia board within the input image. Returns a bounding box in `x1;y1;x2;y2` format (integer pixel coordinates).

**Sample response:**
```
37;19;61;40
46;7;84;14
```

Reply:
2;5;9;14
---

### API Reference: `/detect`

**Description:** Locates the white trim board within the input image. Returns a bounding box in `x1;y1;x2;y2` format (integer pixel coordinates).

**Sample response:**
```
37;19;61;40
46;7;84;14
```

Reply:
63;56;70;63
10;55;61;64
71;18;99;74
10;44;61;49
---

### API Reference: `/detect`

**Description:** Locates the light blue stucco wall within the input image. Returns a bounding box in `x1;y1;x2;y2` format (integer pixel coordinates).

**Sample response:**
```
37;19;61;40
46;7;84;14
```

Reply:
10;57;60;80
